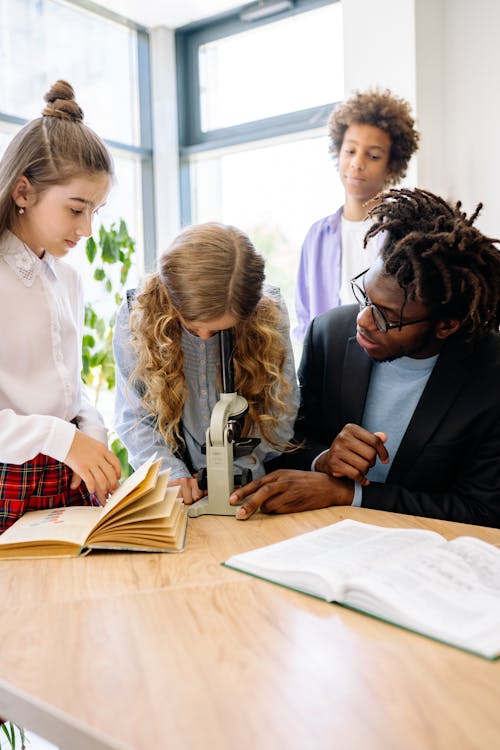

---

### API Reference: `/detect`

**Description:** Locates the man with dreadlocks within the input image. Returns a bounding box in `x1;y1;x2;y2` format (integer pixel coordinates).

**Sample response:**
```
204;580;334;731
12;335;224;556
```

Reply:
230;188;500;527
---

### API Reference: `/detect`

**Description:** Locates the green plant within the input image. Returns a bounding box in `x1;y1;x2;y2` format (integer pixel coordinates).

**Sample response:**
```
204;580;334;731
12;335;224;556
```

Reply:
81;219;136;476
0;720;26;749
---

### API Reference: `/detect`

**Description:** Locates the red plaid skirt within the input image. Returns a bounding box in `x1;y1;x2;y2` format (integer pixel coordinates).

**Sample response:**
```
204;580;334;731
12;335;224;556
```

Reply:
0;454;94;533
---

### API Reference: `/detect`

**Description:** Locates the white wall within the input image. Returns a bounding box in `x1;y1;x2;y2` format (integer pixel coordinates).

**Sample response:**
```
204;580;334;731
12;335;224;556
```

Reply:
342;0;500;237
443;0;500;236
343;0;417;104
414;0;446;196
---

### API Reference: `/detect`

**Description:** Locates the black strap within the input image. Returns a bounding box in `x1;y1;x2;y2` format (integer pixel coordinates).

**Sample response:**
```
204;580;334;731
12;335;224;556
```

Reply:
126;288;137;311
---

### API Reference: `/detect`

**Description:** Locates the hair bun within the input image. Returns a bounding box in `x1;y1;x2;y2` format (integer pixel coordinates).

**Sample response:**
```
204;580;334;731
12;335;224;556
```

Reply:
42;80;84;123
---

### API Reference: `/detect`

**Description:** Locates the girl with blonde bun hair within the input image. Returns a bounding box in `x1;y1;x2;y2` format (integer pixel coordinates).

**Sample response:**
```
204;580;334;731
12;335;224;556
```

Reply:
0;80;121;532
113;222;299;505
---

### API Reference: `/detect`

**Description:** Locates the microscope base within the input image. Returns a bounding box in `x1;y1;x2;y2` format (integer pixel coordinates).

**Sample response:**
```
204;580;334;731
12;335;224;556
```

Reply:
187;496;238;517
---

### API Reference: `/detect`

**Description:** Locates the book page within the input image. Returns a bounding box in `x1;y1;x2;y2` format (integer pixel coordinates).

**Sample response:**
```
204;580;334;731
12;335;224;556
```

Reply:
225;520;444;601
88;501;188;552
97;455;161;524
0;506;101;548
94;471;173;532
343;536;500;657
99;485;179;529
87;481;179;542
0;456;160;556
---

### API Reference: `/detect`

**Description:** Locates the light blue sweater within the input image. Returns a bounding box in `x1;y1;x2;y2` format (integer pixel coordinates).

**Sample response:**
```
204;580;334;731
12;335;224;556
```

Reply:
352;354;439;505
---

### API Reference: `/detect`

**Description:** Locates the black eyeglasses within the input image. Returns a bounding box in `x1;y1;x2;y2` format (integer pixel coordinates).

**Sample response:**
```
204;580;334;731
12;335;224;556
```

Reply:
350;269;433;333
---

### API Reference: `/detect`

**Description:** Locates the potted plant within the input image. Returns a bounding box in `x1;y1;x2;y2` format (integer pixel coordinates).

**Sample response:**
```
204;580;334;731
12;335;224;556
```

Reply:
81;219;136;476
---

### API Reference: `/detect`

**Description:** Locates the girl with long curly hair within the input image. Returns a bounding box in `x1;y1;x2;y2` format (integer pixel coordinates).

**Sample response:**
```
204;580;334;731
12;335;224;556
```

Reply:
113;222;299;505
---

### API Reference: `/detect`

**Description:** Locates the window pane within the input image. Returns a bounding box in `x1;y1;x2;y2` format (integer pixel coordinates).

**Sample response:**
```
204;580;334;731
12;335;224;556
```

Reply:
98;152;144;258
199;3;343;131
0;0;140;145
0;123;19;152
66;152;143;304
189;136;343;348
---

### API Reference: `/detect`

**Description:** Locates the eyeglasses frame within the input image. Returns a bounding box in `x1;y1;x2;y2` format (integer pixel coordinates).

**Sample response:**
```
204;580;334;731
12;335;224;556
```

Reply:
350;268;433;333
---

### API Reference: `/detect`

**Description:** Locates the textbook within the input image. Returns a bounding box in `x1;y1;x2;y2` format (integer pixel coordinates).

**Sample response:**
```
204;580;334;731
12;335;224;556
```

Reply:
0;456;188;559
225;519;500;659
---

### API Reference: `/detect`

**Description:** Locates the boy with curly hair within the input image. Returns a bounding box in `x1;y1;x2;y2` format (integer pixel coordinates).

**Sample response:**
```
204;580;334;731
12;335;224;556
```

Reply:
294;88;420;340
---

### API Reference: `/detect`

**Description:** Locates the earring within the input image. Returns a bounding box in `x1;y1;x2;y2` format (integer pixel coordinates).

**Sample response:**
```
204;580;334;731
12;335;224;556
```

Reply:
17;206;25;215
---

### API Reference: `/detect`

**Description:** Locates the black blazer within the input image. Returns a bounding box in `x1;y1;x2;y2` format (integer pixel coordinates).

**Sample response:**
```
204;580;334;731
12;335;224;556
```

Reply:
288;305;500;527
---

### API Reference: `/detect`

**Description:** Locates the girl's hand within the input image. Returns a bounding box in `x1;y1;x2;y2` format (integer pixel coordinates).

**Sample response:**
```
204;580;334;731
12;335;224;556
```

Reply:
65;430;121;505
169;476;207;505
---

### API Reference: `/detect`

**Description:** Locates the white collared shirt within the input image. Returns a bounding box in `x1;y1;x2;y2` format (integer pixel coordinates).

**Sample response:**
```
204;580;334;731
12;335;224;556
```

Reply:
0;230;107;464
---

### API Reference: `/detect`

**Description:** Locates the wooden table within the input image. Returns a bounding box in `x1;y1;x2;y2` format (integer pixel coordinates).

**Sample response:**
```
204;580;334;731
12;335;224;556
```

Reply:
0;506;499;750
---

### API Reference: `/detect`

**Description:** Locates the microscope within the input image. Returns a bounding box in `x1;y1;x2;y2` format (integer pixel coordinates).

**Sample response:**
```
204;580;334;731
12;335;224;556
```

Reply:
187;329;259;517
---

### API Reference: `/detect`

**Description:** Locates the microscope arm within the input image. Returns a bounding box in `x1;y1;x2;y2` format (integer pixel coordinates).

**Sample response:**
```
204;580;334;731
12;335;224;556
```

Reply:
187;329;258;518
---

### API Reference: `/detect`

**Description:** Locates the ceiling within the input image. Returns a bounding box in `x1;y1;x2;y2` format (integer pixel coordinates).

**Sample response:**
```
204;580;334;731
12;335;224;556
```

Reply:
94;0;245;29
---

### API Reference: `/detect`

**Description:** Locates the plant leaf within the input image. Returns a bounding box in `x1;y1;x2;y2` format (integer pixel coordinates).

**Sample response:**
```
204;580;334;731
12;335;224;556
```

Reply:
86;236;97;263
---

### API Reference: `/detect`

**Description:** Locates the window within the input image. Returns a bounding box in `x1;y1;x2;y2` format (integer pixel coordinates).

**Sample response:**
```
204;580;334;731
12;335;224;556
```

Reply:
0;0;154;269
176;0;343;344
198;5;342;132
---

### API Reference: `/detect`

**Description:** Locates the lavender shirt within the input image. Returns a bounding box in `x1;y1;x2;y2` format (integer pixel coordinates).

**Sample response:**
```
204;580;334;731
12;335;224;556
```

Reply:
294;208;344;341
294;207;385;341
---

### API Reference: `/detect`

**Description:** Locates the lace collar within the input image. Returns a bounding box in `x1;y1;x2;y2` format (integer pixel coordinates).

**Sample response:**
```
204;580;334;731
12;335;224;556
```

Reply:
1;230;58;287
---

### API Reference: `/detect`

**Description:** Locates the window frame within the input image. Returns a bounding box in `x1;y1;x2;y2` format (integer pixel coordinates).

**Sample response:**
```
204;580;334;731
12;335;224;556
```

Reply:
175;0;339;224
176;0;338;152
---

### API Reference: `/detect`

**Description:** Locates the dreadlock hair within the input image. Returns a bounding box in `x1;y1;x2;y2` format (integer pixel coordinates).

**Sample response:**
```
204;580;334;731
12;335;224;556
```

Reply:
363;188;500;340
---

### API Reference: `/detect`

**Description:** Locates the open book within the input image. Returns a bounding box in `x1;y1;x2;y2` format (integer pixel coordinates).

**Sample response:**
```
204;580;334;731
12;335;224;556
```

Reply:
0;456;188;559
225;519;500;659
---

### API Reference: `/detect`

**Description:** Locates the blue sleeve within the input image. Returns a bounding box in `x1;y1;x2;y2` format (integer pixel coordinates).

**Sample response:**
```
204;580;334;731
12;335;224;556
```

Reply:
312;451;363;506
352;482;363;507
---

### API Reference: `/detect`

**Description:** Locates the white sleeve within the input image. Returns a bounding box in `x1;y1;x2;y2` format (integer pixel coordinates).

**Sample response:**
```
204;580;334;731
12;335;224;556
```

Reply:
0;409;76;464
76;384;108;445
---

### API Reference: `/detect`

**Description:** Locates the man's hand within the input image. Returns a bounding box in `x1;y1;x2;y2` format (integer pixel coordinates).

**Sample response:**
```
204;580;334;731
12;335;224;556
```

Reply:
170;476;207;505
315;424;389;487
65;430;121;505
229;470;354;520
